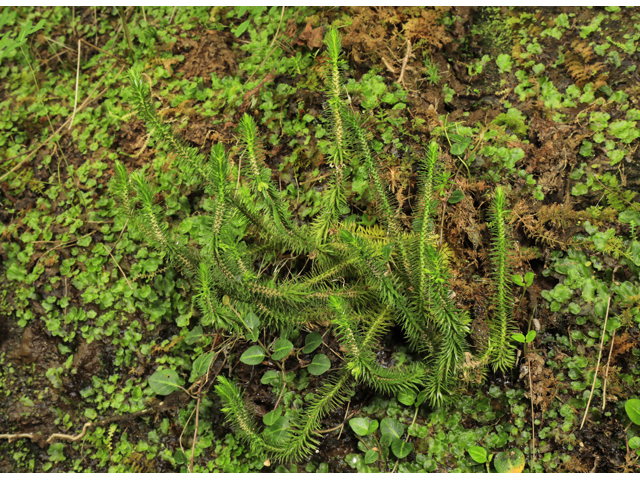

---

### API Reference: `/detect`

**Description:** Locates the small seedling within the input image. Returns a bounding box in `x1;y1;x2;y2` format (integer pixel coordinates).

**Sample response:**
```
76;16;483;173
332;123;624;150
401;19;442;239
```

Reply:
423;56;441;85
513;271;534;311
512;330;536;345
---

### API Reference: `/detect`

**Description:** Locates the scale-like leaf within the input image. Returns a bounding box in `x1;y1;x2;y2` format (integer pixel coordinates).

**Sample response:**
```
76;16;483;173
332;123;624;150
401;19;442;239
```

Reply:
240;346;265;365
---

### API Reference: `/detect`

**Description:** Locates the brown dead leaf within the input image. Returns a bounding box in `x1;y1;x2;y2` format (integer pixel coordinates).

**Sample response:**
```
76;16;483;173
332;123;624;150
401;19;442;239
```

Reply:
284;18;298;39
296;22;324;49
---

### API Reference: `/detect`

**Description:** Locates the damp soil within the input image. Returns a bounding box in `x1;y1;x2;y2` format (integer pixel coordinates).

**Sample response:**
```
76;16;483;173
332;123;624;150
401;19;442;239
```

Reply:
1;6;640;473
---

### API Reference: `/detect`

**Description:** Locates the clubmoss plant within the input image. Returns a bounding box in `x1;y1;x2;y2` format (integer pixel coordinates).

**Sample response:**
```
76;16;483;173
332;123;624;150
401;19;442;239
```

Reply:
111;27;520;464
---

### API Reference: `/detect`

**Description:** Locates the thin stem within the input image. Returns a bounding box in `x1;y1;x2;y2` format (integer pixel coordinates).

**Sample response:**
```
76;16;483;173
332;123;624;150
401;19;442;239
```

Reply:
188;386;203;473
68;39;81;129
272;374;287;410
580;295;611;430
528;356;535;471
118;6;134;62
601;328;616;410
337;400;350;440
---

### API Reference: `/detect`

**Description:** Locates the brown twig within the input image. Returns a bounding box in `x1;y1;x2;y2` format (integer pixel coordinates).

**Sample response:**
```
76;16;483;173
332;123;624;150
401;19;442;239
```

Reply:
397;40;412;85
69;39;82;130
188;384;204;473
299;171;333;185
118;6;135;63
44;36;77;53
272;374;287;411
338;400;350;440
185;349;226;473
602;328;616;410
315;410;357;434
80;38;128;64
105;220;134;290
33;231;97;268
528;356;536;471
0;393;188;446
580;295;611;430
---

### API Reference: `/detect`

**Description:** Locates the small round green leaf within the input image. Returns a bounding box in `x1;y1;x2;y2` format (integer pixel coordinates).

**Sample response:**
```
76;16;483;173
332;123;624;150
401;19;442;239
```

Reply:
349;417;371;436
391;438;414;459
625;398;640;425
448;189;465;204
468;446;488;464
524;271;534;286
233;19;251;37
271;339;293;361
244;311;260;331
263;416;290;444
307;354;331;375
148;369;182;396
303;332;323;354
184;326;203;345
450;137;471;156
511;333;526;343
494;448;525;473
379;433;393;448
416;389;428;407
380;417;404;440
263;405;283;426
629;436;640;449
397;390;416;406
364;449;379;464
173;449;187;465
240;346;265;366
512;274;525;286
192;352;214;379
368;419;379;435
525;330;537;343
261;370;281;385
